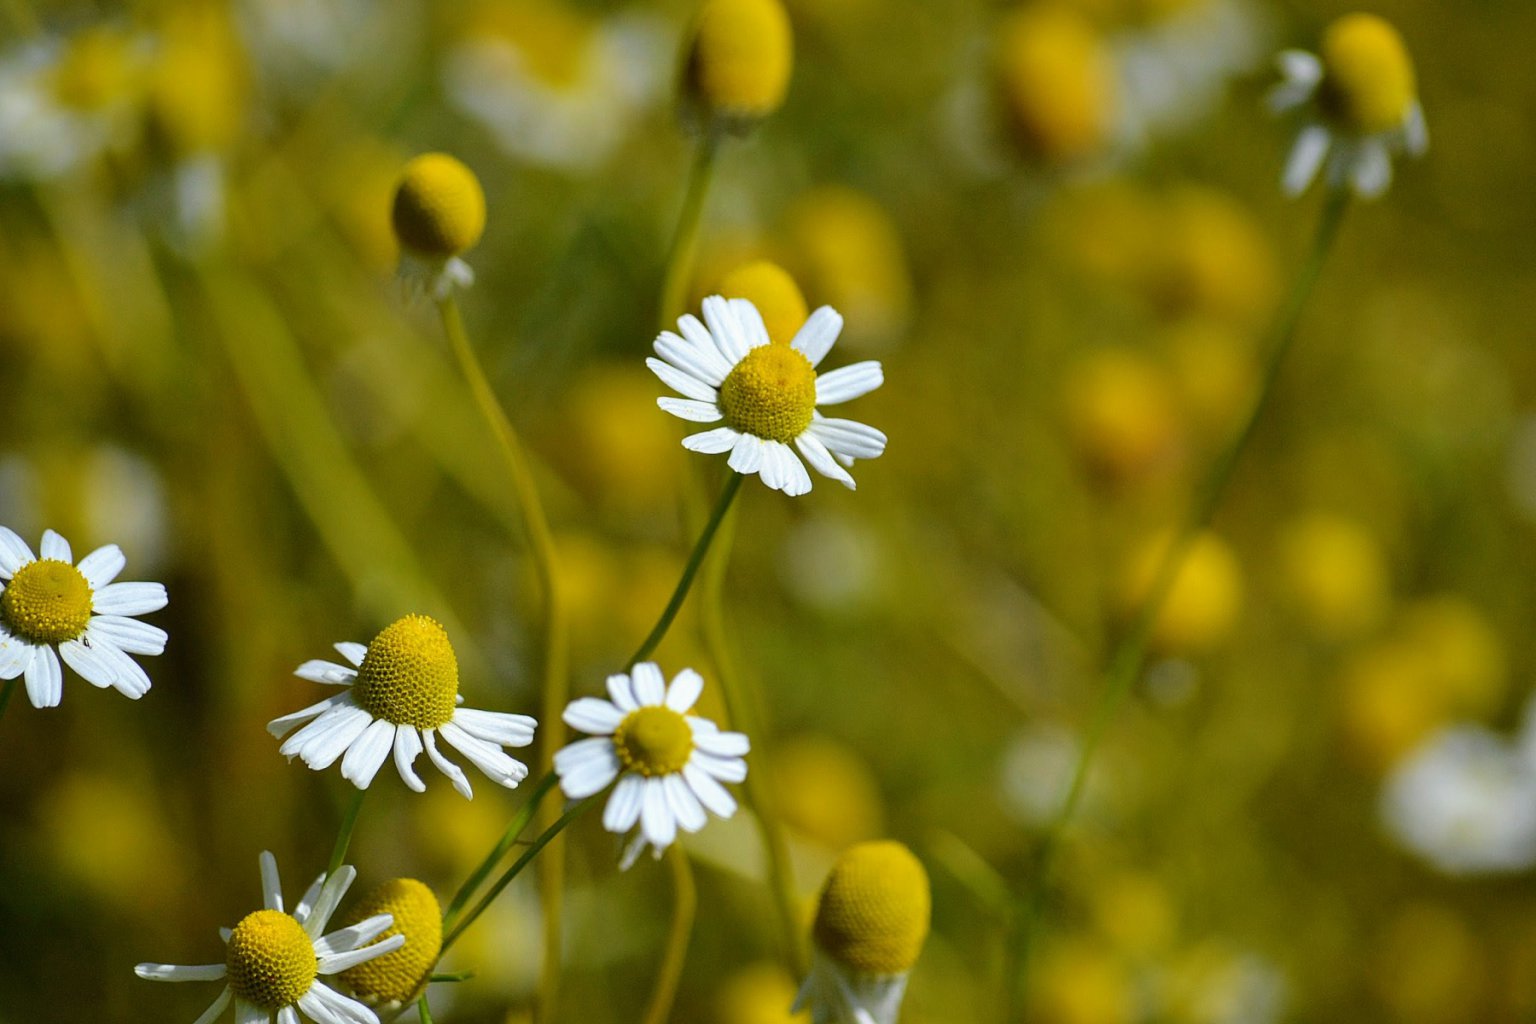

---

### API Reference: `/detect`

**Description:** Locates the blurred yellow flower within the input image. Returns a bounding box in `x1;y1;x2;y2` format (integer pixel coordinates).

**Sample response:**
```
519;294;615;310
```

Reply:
1030;938;1135;1024
1371;903;1485;1024
771;734;885;850
1117;530;1244;656
1396;596;1507;719
716;259;809;346
1062;347;1183;486
1092;871;1177;959
684;0;795;127
1276;512;1392;642
557;365;684;516
1160;321;1258;441
716;961;810;1024
781;187;912;351
1143;187;1277;329
1339;640;1445;771
147;8;247;157
994;5;1117;165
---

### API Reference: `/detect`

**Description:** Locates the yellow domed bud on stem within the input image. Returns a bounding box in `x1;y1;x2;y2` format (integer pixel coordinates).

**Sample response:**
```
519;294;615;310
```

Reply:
994;5;1117;165
812;841;931;976
683;0;794;131
392;154;486;260
716;260;808;345
1320;13;1418;135
340;878;443;1011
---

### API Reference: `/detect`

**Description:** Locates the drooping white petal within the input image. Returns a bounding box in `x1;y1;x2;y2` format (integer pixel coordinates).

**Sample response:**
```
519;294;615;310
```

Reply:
267;693;350;740
564;697;625;734
281;702;374;770
294;659;358;685
39;529;71;563
1403;102;1429;155
1277;49;1322;88
603;774;646;833
1282;123;1331;197
758;441;788;493
791;306;845;367
91;641;152;698
92;581;168;616
279;1006;300;1024
23;645;62;708
453;707;538;747
1351;138;1393;198
640;777;678;849
776;442;813;497
809;418;888;461
0;630;33;680
682;427;741;455
647;356;719;402
665;669;704;713
86;615;167;656
691;723;750;757
663;772;708;833
299;981;381;1024
682;762;737;819
423;729;474;799
815;361;884;405
438;720;530;787
134;963;229;982
631;662;666;705
341;718;397;789
393;726;426;792
693;750;749;783
193;989;235;1024
657;397;724;423
76;544;126;589
59;638;119;690
796;434;857;489
728;433;766;475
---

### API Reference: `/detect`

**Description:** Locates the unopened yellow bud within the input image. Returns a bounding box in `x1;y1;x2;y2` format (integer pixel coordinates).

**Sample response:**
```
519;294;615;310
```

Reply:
717;260;808;345
392;154;486;259
685;0;794;126
995;6;1116;164
1320;13;1417;135
340;878;442;1007
812;841;930;976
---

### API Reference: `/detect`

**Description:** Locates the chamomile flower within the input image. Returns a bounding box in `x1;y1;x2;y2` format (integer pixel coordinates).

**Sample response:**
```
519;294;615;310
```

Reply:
1268;13;1427;199
135;851;404;1024
794;840;931;1024
649;296;887;496
267;614;537;799
0;527;167;708
555;662;749;868
337;878;442;1015
391;153;486;300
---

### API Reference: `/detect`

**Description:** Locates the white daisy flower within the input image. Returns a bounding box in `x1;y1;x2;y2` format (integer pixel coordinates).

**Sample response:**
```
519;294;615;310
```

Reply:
1268;13;1426;199
136;850;404;1024
0;526;167;708
649;295;887;496
267;614;537;799
554;662;748;868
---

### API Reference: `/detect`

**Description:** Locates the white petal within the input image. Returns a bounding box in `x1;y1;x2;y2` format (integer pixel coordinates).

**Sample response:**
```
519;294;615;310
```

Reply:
640;777;678;850
809;418;887;460
682;427;741;455
796;434;857;489
556;739;622;798
59;638;119;690
675;315;734;383
92;581;167;616
664;772;707;833
563;697;625;734
694;750;748;783
657;396;724;423
279;1007;300;1024
728;433;766;475
134;963;229;982
438;720;530;787
260;850;284;912
295;660;358;685
320;932;404;974
341;719;397;789
0;527;35;577
0;631;34;680
729;298;772;349
759;441;788;493
305;865;357;937
39;529;71;563
815;361;884;405
267;693;348;739
631;662;666;705
665;669;704;713
775;443;813;497
316;913;397;959
423;729;473;798
1282;123;1331;197
86;615;166;656
281;703;374;770
96;642;152;698
702;295;749;364
692;723;750;757
647;356;719;402
300;982;381;1024
334;642;368;666
235;997;268;1024
603;774;646;833
1277;49;1322;87
1351;139;1393;198
683;762;737;819
23;645;62;708
393;726;426;792
791;306;845;367
656;330;730;387
193;990;234;1024
454;707;538;747
76;544;125;589
1403;102;1428;155
294;873;327;926
606;672;639;711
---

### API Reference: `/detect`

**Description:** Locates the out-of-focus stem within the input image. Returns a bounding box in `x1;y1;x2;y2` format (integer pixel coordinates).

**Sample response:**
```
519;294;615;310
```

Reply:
435;295;570;1022
658;130;722;328
326;789;367;880
1003;188;1352;1023
638;846;698;1024
442;771;558;931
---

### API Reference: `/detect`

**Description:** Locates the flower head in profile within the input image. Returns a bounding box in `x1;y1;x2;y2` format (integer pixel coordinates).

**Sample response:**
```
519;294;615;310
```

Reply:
650;296;887;496
135;851;404;1024
555;662;749;868
268;614;537;798
1268;12;1426;199
683;0;794;130
794;840;931;1024
0;527;167;708
392;152;486;299
338;877;443;1015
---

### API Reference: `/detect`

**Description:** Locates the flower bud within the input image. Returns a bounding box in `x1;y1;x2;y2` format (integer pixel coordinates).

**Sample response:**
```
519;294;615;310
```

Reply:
684;0;794;128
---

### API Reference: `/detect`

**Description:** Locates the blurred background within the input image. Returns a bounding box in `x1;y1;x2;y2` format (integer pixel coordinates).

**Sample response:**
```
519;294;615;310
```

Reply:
2;0;1535;1021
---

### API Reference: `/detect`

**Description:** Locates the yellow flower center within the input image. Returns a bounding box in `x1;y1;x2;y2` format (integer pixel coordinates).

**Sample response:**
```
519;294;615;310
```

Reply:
1319;13;1417;135
225;909;317;1010
716;260;808;346
613;705;694;777
352;615;459;729
812;841;931;976
685;0;794;123
392;153;487;259
718;344;817;443
1;560;93;645
340;878;441;1007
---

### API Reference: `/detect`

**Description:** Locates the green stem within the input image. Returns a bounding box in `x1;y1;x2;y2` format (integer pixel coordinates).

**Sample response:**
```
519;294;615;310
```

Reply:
1003;188;1351;1023
417;994;434;1024
658;130;722;329
628;471;745;668
436;295;571;1021
442;772;558;931
441;794;600;954
326;788;367;880
639;845;697;1024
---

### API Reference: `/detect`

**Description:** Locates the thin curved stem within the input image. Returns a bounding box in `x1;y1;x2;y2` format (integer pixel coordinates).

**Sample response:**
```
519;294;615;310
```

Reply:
326;788;367;880
417;994;434;1024
435;295;571;1019
1003;188;1351;1023
658;130;722;329
442;772;558;931
639;845;698;1024
628;471;745;668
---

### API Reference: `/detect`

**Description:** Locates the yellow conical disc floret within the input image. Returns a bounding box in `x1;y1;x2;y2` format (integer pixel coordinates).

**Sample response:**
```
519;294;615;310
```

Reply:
225;909;318;1010
1319;13;1417;135
1;560;93;645
995;5;1116;165
392;154;487;259
717;260;808;345
685;0;794;125
812;841;930;976
339;878;442;1007
719;344;818;443
353;615;460;729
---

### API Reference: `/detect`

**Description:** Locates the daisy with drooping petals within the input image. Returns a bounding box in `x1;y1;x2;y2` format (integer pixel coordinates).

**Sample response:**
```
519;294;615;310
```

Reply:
649;295;887;496
555;662;749;868
1267;12;1426;199
135;851;404;1024
268;614;537;799
0;526;167;708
